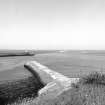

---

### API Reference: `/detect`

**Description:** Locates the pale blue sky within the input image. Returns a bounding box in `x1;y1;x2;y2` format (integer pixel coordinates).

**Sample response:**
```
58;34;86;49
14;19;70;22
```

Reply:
0;0;105;49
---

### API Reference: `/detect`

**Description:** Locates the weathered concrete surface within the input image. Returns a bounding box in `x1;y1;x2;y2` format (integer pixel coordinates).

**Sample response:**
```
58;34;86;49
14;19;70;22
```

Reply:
25;61;79;100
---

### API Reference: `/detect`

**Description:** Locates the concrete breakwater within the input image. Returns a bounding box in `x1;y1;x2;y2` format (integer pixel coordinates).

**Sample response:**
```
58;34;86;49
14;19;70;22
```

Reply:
25;61;80;100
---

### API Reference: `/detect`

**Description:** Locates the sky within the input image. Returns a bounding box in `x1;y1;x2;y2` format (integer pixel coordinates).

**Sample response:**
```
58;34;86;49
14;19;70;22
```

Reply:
0;0;105;50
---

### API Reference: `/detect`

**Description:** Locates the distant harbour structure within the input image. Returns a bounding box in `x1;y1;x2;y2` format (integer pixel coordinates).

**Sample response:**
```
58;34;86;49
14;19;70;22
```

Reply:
24;50;35;56
59;50;65;53
81;50;88;54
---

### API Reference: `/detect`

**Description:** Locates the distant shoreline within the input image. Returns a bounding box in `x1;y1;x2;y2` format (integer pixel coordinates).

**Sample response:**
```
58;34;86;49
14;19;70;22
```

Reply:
0;50;35;57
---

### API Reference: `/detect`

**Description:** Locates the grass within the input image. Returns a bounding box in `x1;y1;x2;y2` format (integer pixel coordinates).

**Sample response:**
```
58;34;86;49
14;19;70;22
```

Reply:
34;72;105;105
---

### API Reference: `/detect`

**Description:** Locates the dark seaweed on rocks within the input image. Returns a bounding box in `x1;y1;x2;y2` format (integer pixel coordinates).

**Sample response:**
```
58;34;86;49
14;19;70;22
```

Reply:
0;75;45;105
